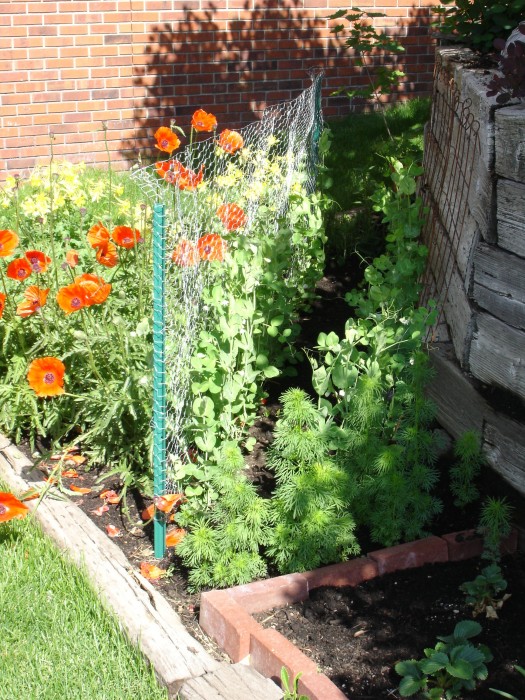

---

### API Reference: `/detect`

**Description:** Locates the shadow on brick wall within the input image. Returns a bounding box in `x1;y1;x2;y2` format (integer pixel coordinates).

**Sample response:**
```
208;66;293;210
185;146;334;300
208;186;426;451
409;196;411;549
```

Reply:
123;1;435;162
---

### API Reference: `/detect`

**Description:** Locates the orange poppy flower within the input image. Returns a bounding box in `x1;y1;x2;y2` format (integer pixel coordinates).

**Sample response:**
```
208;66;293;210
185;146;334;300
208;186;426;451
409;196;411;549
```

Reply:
95;241;118;268
217;203;247;231
154;126;181;154
16;285;50;318
153;493;185;514
166;527;186;548
75;273;111;306
61;468;79;478
7;258;32;281
191;109;217;132
87;222;110;249
171;239;199;267
141;503;155;521
0;229;19;258
106;524;121;538
0;293;6;320
27;356;66;398
25;250;51;273
155;160;171;179
0;491;29;523
140;562;165;580
197;233;227;262
158;160;205;191
100;489;120;504
218;129;244;154
70;485;92;494
91;504;109;516
112;225;140;249
56;283;88;314
65;250;79;268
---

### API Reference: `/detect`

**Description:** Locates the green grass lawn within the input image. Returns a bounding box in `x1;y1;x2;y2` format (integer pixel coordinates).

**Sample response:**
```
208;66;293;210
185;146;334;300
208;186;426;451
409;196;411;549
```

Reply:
0;503;168;700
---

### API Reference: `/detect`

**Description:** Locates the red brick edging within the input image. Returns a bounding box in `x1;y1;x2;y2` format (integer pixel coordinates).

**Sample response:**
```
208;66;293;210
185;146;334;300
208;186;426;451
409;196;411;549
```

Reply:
200;529;518;700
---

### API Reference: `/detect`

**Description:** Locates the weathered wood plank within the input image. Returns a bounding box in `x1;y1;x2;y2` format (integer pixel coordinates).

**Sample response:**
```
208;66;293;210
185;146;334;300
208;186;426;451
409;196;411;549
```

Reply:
495;103;525;182
179;663;282;700
441;262;475;366
427;343;486;436
473;242;525;330
469;312;525;401
497;178;525;257
484;413;525;496
427;344;525;497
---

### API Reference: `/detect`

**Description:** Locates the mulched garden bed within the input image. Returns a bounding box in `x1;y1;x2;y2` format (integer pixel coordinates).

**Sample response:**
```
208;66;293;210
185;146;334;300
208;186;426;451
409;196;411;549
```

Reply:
254;555;525;699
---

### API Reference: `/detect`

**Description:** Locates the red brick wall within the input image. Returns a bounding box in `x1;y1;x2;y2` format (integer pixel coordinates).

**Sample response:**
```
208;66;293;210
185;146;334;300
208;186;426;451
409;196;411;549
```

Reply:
0;0;437;179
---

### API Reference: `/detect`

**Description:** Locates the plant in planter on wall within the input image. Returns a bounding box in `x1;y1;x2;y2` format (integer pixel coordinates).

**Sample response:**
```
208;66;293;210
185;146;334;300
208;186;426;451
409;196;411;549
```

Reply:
432;0;525;55
486;22;525;104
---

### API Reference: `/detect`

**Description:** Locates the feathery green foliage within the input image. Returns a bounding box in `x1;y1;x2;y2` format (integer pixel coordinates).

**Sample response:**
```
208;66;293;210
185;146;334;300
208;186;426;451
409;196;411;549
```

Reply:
450;431;485;507
266;388;360;573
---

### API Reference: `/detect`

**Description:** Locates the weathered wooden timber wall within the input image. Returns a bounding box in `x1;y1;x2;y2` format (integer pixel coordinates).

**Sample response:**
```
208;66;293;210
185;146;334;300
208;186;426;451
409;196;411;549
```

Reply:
422;48;525;497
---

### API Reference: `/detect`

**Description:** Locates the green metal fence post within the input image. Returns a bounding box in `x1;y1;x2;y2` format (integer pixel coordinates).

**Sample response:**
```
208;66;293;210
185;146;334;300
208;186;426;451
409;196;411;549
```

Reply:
152;202;166;559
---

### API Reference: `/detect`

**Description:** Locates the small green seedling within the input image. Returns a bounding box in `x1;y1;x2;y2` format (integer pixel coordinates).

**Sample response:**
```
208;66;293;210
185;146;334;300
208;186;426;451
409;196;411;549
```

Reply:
281;667;310;700
396;620;492;699
460;563;511;619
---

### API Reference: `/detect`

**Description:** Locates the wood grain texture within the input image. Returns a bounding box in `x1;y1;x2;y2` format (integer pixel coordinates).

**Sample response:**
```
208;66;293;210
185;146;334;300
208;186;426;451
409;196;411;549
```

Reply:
495;104;525;182
427;344;525;497
469;312;525;401
473;242;525;330
179;663;283;700
497;178;525;257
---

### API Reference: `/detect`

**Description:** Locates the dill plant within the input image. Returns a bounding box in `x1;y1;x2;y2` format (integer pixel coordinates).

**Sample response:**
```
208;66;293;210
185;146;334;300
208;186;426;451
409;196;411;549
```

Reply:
175;441;270;590
265;388;360;573
449;430;485;507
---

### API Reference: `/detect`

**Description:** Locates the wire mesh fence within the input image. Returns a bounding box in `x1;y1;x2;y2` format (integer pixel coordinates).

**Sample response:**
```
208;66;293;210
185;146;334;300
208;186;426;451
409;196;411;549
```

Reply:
418;56;481;342
132;72;324;555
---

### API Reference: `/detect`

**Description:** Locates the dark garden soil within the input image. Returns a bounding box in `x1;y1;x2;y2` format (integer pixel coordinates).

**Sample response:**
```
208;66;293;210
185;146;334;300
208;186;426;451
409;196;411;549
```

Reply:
25;255;525;697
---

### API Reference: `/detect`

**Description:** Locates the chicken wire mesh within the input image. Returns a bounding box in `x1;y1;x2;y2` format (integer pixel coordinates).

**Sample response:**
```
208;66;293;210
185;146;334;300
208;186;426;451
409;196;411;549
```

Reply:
132;72;324;555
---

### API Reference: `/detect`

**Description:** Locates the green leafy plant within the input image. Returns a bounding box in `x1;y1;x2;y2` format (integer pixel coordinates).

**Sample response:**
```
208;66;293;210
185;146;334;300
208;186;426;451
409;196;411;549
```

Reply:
490;664;525;699
449;430;485;507
460;562;510;619
432;0;525;54
281;667;310;700
396;620;493;699
308;159;441;547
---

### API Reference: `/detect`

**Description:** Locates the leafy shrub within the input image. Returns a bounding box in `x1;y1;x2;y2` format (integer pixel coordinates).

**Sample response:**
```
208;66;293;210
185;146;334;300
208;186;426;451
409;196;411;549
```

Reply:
486;23;525;104
432;0;525;55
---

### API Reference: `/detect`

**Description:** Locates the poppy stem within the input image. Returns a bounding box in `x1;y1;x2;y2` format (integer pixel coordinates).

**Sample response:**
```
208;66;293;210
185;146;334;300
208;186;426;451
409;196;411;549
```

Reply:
102;123;113;231
78;308;106;385
47;135;61;290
